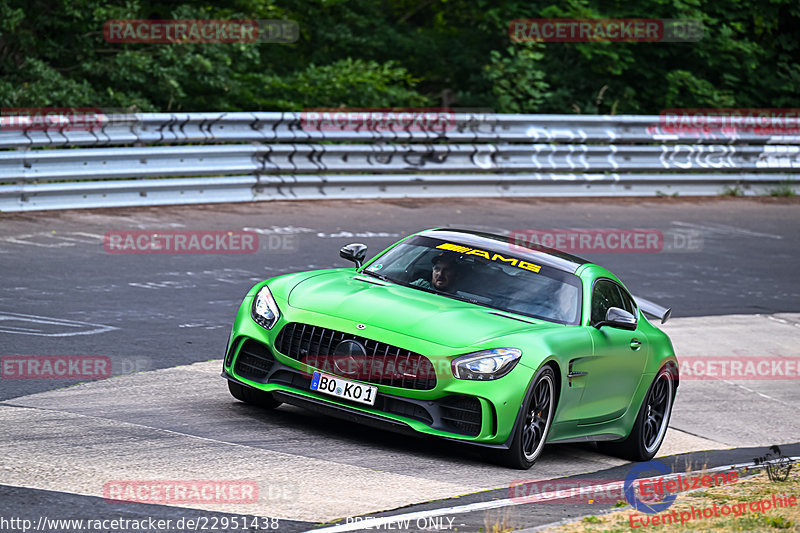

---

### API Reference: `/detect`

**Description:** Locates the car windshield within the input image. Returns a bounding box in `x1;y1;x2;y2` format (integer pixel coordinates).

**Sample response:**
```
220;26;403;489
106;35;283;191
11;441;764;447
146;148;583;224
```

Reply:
362;236;582;325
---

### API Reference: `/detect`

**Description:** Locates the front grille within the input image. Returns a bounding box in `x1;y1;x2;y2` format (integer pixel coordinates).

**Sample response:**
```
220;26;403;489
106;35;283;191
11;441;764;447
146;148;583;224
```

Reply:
438;395;482;437
274;322;437;390
233;340;275;382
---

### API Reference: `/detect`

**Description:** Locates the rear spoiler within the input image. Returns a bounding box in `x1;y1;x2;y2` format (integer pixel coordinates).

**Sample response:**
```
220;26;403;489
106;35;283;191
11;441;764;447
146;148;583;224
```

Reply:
635;296;672;324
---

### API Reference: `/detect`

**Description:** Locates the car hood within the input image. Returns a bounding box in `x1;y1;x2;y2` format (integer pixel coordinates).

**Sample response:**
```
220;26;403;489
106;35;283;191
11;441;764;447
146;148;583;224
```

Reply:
286;271;559;349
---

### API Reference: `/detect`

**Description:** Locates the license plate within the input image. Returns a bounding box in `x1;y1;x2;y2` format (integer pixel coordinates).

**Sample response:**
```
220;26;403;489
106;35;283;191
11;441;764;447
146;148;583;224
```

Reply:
310;371;377;406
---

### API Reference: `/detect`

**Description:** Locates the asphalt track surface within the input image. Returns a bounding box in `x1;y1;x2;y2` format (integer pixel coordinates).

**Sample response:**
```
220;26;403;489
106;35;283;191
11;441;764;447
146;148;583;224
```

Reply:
1;197;799;532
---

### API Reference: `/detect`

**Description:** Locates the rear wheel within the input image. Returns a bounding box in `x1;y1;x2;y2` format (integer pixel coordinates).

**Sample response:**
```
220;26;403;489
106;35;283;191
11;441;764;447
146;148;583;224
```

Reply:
598;366;674;461
486;366;555;469
228;380;282;409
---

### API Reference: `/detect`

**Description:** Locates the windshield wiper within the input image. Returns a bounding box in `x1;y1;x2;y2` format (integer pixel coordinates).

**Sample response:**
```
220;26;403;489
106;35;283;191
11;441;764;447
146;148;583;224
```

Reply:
359;269;394;283
411;284;480;305
441;291;480;305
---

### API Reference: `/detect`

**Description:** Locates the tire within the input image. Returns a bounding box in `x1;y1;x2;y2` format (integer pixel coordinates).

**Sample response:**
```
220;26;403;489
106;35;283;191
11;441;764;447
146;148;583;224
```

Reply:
228;380;282;409
485;366;556;469
598;366;674;461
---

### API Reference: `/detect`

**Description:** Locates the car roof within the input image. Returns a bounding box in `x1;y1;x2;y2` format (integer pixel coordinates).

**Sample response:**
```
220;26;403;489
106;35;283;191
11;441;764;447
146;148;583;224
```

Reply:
419;228;591;274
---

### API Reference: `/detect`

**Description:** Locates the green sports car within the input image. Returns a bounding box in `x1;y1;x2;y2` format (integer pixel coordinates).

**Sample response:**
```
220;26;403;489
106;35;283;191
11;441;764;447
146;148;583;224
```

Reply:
222;228;678;469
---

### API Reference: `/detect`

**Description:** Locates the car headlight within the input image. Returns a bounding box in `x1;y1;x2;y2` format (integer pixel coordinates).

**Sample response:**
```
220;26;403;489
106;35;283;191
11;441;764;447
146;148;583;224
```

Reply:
452;348;522;380
251;286;280;330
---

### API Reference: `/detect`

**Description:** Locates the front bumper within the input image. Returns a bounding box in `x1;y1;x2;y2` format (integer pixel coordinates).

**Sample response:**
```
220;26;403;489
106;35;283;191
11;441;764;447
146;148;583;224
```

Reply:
222;308;533;446
225;338;490;439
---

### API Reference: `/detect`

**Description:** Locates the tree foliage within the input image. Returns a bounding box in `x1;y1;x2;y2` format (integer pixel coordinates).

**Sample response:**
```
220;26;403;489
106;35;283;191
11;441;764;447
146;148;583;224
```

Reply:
1;0;797;113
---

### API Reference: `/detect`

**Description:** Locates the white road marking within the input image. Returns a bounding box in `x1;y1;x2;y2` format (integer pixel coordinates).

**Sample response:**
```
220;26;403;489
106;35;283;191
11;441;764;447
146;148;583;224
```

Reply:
765;315;800;328
1;235;73;248
722;381;796;408
0;231;104;248
242;225;315;234
128;281;198;290
49;232;103;243
126;270;259;290
0;312;118;337
670;221;782;240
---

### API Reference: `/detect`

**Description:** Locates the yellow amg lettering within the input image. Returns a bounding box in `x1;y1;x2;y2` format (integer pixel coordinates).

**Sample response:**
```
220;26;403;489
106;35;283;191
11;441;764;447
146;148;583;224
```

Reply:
491;253;518;265
435;242;541;274
518;261;542;273
466;249;491;259
436;243;471;253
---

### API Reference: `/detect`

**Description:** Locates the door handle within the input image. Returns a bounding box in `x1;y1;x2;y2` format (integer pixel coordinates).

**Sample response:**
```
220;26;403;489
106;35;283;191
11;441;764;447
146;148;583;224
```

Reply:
630;338;642;350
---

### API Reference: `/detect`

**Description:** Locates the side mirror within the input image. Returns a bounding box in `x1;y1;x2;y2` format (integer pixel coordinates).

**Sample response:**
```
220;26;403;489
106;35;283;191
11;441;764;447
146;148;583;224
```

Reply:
594;306;637;331
339;243;367;268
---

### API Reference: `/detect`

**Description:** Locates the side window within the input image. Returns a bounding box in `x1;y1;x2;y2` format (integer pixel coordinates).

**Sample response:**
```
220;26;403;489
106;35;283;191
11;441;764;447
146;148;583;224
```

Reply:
590;279;626;325
618;287;637;315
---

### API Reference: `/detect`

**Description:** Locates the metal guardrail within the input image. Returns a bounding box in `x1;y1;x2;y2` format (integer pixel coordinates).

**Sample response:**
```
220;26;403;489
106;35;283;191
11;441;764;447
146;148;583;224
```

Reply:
0;112;797;212
4;112;800;149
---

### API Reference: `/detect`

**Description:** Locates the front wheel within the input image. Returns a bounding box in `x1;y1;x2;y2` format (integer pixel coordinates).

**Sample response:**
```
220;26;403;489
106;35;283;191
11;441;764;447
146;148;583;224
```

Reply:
486;366;556;469
228;380;282;409
599;366;674;461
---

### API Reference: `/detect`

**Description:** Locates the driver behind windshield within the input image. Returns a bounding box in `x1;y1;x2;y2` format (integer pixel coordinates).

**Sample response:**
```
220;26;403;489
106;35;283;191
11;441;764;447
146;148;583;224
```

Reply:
411;252;460;292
